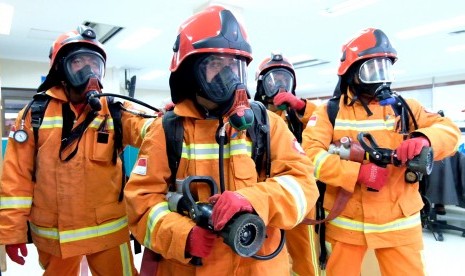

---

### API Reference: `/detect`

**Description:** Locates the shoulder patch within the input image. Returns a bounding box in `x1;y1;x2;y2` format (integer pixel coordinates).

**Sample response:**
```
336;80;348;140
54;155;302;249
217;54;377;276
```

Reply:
307;115;317;127
133;157;148;175
292;138;306;155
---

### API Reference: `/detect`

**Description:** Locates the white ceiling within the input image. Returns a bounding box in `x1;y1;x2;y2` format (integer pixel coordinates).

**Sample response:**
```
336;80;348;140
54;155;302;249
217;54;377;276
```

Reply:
1;0;465;98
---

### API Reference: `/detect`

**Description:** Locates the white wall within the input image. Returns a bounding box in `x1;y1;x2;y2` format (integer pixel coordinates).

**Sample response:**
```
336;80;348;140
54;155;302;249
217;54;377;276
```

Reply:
0;58;171;109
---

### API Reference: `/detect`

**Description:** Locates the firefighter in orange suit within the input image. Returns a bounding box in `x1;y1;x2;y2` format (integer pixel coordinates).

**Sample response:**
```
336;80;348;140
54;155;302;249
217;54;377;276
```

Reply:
255;53;319;276
301;28;461;276
0;26;153;275
124;5;319;276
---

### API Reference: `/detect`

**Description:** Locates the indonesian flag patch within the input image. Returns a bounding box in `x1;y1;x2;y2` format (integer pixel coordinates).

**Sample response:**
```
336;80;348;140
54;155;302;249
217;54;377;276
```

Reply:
133;157;148;175
292;138;306;155
307;115;317;127
8;125;16;138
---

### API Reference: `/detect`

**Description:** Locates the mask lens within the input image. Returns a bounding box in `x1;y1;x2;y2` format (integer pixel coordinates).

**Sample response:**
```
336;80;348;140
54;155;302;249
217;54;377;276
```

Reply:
64;50;105;87
359;57;394;84
262;69;294;98
197;54;248;103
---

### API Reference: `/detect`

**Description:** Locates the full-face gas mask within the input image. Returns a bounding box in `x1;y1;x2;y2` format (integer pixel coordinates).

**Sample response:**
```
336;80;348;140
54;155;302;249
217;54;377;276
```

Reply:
63;48;105;110
260;68;294;99
195;54;253;130
352;57;395;105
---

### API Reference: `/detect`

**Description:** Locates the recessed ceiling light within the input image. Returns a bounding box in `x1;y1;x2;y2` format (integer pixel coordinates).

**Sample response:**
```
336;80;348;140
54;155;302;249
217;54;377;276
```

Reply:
321;0;377;17
117;28;161;50
396;15;465;39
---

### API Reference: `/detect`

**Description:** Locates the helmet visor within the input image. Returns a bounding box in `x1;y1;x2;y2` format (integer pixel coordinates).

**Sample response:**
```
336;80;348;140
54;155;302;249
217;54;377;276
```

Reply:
261;69;294;98
64;49;105;87
197;54;248;103
359;57;394;84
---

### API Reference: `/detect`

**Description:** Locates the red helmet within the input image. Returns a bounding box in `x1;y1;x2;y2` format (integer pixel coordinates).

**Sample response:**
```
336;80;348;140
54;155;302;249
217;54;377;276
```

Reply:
49;25;106;69
255;53;296;100
338;28;397;76
169;5;252;72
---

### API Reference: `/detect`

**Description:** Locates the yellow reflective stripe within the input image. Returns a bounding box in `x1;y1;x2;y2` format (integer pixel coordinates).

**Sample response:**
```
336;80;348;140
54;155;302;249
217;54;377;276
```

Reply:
40;116;63;129
327;211;421;233
30;216;128;243
144;202;170;249
181;140;252;160
89;117;115;130
0;196;33;209
274;175;307;224
119;242;133;276
141;118;155;139
313;150;331;179
308;225;320;276
334;118;395;131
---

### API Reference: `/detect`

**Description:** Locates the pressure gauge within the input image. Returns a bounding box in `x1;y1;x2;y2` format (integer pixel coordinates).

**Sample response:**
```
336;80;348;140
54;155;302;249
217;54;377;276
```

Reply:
13;129;29;143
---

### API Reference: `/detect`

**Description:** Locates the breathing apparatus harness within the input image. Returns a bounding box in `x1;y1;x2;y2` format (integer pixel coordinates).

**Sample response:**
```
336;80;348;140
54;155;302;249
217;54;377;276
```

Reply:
163;86;285;265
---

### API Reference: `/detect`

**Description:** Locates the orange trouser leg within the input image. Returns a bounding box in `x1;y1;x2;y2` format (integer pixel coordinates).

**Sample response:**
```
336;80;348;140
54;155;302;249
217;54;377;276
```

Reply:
38;250;82;276
325;240;366;276
375;242;425;276
86;241;138;276
286;223;321;276
38;241;138;276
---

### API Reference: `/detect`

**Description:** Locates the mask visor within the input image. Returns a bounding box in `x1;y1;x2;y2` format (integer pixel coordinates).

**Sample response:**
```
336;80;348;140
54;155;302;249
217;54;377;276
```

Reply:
359;57;394;84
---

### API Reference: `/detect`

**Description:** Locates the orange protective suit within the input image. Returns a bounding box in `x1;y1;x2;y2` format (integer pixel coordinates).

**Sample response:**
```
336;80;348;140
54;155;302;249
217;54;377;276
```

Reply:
124;99;319;276
302;93;461;275
276;100;321;276
0;86;153;274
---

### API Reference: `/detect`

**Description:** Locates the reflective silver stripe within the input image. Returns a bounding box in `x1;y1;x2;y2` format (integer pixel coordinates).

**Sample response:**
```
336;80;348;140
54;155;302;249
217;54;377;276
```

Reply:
0;196;33;209
334;118;395;131
144;202;170;248
181;140;252;160
40;116;63;129
327;211;421;233
141;118;155;139
313;150;331;178
29;223;59;240
119;242;133;276
30;216;128;243
274;175;307;224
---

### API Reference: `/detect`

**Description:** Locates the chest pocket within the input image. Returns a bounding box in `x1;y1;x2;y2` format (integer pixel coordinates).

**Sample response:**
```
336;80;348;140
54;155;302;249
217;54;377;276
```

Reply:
88;116;115;162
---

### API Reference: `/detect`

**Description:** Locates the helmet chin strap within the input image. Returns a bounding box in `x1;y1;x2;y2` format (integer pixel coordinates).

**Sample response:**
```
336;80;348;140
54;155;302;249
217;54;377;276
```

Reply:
348;83;374;116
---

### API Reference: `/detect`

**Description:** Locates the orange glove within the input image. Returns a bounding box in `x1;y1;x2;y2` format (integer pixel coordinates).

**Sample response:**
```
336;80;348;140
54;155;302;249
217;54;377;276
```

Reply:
357;163;389;191
273;92;306;111
6;243;28;265
185;226;216;258
209;191;254;231
396;137;430;164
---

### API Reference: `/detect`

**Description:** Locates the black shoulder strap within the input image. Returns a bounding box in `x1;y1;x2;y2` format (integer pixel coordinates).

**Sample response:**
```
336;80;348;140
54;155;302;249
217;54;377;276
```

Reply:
327;96;340;128
162;110;184;188
249;101;271;178
30;92;51;145
28;92;51;182
162;103;271;184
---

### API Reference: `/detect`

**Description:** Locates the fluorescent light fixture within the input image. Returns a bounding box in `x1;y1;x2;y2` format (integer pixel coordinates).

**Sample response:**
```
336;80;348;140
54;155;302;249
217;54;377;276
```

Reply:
0;3;14;35
140;70;167;80
321;0;377;17
446;44;465;52
117;28;161;50
396;15;465;39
